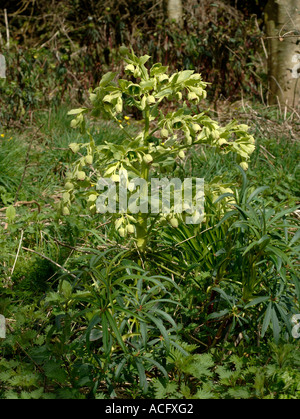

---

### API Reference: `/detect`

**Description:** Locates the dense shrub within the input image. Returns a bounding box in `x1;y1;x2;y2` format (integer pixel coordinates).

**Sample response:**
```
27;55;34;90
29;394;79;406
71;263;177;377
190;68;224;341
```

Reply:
0;1;264;126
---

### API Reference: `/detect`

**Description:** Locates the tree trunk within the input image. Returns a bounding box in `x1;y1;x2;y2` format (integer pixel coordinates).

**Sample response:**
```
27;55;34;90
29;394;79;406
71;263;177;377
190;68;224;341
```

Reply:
265;0;300;108
167;0;183;26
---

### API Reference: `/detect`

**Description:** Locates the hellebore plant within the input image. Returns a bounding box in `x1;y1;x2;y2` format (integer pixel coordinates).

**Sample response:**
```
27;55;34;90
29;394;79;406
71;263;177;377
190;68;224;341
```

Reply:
63;49;255;250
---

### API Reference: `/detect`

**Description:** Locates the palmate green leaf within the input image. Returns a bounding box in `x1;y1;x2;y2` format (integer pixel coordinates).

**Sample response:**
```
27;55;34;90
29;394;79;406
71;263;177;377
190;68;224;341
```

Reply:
115;357;127;380
290;228;300;246
142;298;180;309
267;206;298;225
150;308;177;330
292;273;300;301
242;234;270;256
213;192;235;204
142;356;169;379
246;186;269;204
105;310;128;353
244;296;269;309
134;358;148;393
271;306;280;343
212;287;234;305
143;312;170;353
266;245;294;270
216;210;237;228
140;321;148;348
112;304;146;321
101;312;110;355
207;309;229;320
86;313;101;341
236;164;248;201
261;301;272;338
274;303;291;334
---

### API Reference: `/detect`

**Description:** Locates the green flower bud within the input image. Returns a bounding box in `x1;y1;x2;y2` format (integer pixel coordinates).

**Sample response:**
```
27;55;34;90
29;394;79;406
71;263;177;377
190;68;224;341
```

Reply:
85;155;93;165
127;224;135;234
119;46;129;55
187;92;198;101
146;95;156;105
161;128;169;138
218;138;228;146
115;97;123;113
125;64;135;73
128;84;141;95
143;154;153;164
240;161;249;171
88;194;98;202
119;227;126;238
248;135;255;144
111;174;120;182
63;206;70;216
77;171;86;181
65;182;74;190
240;143;255;155
62;192;70;203
178;150;185;159
140;95;146;110
191;123;201;132
134;69;142;78
170;217;179;228
69;143;80;153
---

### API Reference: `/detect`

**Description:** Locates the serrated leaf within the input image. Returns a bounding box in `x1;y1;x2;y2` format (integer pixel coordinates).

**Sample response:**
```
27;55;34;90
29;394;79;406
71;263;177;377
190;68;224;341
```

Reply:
6;205;16;222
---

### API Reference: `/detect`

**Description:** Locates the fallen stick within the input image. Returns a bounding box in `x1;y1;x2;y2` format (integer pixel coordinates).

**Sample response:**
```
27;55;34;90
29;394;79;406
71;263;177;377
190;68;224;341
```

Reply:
0;200;41;213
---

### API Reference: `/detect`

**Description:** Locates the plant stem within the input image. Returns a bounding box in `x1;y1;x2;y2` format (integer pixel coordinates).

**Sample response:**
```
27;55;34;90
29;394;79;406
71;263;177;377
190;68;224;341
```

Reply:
136;106;150;251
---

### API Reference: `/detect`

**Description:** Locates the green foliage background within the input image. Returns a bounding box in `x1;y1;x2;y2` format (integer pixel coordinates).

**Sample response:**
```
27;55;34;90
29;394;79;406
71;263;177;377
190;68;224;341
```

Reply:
0;0;299;399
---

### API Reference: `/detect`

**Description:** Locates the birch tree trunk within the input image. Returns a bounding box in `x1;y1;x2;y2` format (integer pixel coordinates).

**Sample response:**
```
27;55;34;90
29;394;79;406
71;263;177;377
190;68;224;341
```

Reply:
265;0;300;108
167;0;183;26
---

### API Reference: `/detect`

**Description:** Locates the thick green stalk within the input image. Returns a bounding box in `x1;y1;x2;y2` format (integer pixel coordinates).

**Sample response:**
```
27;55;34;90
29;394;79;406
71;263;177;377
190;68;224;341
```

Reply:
136;106;150;251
